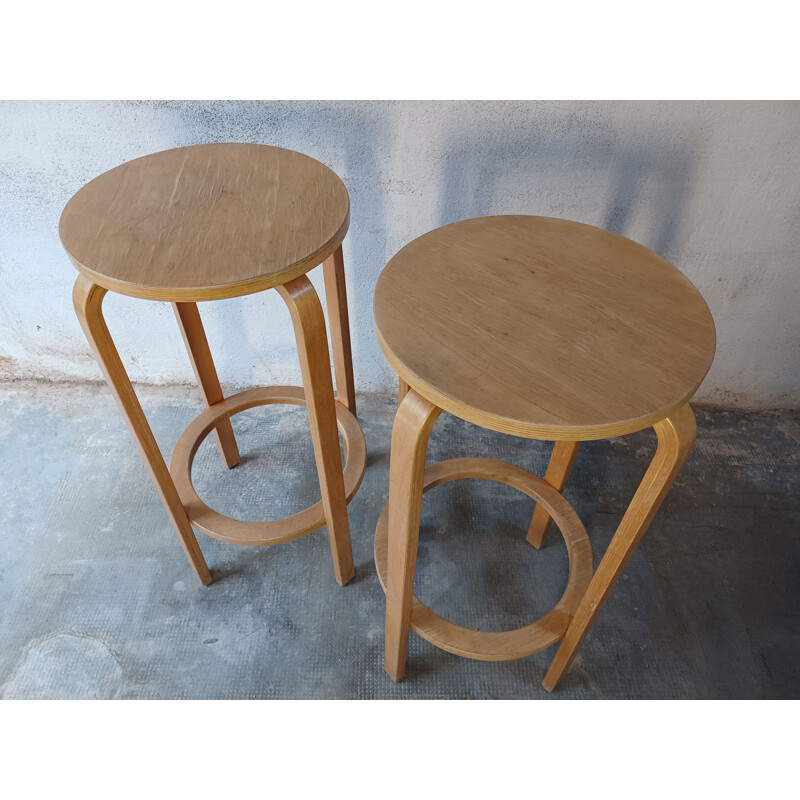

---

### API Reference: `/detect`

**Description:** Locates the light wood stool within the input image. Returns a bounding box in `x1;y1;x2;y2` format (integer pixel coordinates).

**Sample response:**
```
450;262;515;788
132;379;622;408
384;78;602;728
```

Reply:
373;215;715;690
60;143;366;587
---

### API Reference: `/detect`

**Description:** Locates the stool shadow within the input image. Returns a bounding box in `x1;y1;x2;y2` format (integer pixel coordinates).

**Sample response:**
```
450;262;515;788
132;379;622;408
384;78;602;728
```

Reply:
501;652;598;697
402;656;443;683
347;565;373;587
433;101;696;262
365;448;388;471
207;566;239;584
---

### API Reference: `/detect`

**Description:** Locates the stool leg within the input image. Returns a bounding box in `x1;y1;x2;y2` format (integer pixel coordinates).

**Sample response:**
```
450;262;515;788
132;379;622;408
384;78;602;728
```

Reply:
526;441;580;549
542;404;697;691
397;378;410;405
384;389;442;681
73;275;211;586
277;275;355;586
322;245;357;415
172;302;240;469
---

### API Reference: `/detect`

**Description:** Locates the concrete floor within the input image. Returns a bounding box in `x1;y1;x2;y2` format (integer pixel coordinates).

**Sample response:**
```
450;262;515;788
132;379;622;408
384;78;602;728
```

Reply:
1;381;798;699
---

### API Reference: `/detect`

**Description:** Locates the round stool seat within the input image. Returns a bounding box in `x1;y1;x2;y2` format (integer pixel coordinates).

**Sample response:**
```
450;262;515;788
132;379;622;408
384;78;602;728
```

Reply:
65;142;361;589
374;215;716;440
59;142;350;302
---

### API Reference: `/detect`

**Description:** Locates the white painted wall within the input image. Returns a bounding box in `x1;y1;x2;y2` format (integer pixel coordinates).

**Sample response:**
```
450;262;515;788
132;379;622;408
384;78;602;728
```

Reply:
1;101;798;408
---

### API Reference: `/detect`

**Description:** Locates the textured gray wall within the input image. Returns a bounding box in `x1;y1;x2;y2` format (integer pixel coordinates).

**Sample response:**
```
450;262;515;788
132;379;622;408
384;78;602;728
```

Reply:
1;101;798;408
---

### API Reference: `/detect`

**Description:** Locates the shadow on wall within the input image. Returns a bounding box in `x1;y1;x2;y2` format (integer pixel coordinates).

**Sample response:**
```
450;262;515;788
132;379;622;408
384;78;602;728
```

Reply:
146;101;695;389
120;100;391;389
435;106;695;262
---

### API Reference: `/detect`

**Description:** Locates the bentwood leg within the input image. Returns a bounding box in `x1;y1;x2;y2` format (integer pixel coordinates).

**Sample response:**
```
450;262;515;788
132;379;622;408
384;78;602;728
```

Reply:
73;275;212;585
527;441;581;549
277;275;355;586
542;404;697;691
397;378;410;405
172;302;240;469
322;245;357;415
384;389;442;681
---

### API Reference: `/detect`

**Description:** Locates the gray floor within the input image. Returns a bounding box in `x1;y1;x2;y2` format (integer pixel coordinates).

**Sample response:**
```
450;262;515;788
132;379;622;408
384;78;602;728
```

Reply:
1;381;798;699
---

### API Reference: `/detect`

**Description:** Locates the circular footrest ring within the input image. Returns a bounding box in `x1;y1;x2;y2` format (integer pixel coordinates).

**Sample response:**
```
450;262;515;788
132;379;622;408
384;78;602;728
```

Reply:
169;385;366;546
374;457;593;661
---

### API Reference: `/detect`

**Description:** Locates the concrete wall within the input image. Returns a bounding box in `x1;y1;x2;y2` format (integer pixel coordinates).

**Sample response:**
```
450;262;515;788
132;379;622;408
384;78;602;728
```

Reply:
1;101;798;408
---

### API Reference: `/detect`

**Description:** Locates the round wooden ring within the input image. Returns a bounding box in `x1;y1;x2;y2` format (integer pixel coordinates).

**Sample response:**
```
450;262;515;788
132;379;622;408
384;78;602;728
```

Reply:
374;458;593;661
169;385;366;546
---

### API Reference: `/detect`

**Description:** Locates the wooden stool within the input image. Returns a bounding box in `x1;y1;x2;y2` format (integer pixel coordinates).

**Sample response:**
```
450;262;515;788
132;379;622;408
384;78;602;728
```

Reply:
60;143;366;587
373;215;715;690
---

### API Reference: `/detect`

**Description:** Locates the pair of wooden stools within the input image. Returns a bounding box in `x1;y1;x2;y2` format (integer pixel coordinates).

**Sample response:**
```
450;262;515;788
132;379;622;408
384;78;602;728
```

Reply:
60;143;715;691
